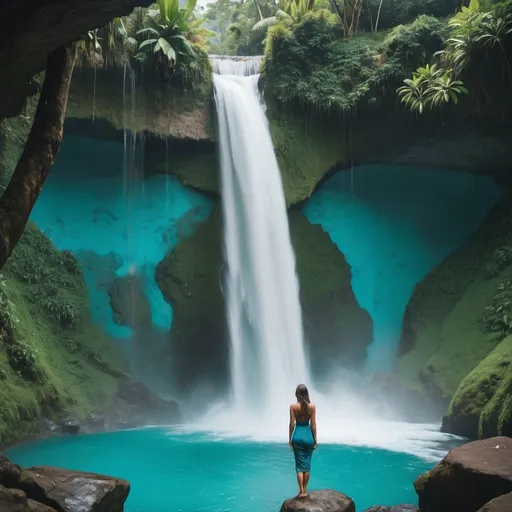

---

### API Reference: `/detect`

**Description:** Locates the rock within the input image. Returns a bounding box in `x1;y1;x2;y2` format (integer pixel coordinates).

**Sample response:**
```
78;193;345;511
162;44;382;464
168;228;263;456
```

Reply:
36;418;59;436
58;415;80;435
395;195;512;408
27;499;57;512
0;453;22;488
85;411;106;430
108;275;152;329
363;506;417;512
414;437;512;512
442;335;512;439
113;379;180;427
280;490;355;512
477;492;512;511
0;485;57;511
0;485;31;511
18;466;130;512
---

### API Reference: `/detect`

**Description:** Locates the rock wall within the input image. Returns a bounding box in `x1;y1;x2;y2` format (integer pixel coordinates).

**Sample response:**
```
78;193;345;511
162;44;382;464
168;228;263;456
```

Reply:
396;194;512;414
67;68;213;140
156;205;373;394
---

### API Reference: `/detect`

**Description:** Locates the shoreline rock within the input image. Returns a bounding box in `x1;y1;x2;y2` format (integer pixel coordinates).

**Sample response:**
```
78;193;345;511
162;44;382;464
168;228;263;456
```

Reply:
414;436;512;512
280;490;355;512
0;453;129;512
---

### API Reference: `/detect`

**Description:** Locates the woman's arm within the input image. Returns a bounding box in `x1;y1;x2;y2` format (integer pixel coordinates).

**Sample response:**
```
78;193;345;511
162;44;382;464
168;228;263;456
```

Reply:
310;404;318;448
289;405;295;450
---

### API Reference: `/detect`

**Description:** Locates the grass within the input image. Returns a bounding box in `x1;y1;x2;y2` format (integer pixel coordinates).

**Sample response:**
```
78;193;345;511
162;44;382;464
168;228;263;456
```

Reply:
0;223;128;447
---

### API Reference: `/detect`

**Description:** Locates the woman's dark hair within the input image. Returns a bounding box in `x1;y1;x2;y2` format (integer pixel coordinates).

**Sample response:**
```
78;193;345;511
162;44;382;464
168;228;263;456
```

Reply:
295;384;311;417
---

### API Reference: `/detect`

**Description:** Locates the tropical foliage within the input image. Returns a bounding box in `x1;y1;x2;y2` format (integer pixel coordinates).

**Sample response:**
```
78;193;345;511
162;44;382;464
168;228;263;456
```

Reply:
397;64;467;112
76;0;211;91
398;0;512;112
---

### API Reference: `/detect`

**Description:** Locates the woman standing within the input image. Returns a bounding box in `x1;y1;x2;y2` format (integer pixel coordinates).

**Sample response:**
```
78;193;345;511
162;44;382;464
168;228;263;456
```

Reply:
289;384;317;498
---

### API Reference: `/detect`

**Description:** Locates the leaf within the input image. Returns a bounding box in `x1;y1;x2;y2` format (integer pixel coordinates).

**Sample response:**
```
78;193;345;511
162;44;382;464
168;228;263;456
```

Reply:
137;27;160;36
252;16;277;32
138;38;157;50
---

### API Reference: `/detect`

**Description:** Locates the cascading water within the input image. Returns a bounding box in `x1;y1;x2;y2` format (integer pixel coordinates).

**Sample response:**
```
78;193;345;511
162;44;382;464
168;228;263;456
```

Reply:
212;56;310;417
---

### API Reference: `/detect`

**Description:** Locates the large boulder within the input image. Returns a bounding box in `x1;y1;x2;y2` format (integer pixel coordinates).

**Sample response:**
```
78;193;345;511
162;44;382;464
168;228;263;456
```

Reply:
395;194;512;407
280;490;355;512
478;492;512;512
442;335;512;439
0;485;57;512
156;206;373;393
17;466;130;512
0;453;22;488
414;437;512;512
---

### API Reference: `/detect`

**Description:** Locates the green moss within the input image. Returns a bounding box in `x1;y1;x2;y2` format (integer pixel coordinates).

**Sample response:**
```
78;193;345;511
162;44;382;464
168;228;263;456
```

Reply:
290;211;373;371
156;206;372;389
395;194;512;402
0;223;128;447
445;335;512;439
268;107;346;206
156;205;225;391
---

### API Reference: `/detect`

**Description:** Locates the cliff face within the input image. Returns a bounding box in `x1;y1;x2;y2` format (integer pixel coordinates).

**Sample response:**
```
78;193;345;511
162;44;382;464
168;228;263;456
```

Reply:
396;195;512;419
67;68;213;141
156;206;373;394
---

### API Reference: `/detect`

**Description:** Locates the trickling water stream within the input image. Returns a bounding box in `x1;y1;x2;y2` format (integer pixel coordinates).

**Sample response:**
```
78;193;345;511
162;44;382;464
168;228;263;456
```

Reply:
212;57;310;416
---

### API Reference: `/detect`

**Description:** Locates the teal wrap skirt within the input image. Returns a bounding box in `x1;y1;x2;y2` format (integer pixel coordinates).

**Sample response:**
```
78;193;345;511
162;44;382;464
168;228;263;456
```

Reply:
291;421;314;472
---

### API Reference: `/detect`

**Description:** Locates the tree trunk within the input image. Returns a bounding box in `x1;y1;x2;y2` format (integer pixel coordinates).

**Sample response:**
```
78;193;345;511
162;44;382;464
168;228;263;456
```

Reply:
0;43;77;270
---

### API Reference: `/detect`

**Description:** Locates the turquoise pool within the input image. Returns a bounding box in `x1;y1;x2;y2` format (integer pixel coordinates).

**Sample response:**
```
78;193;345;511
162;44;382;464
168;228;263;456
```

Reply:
6;427;436;512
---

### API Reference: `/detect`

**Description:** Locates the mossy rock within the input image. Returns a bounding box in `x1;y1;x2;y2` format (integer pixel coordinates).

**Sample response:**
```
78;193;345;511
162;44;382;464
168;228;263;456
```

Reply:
0;223;128;447
155;205;226;393
395;194;512;404
155;205;372;392
268;107;346;207
289;210;373;372
442;335;512;440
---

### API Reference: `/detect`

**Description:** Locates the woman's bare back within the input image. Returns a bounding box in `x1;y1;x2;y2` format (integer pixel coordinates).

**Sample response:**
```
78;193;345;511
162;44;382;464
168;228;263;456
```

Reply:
291;402;315;423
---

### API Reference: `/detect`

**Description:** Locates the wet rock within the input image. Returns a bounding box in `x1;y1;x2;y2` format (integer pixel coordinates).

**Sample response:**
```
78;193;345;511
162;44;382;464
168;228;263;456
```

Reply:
18;466;130;512
280;490;355;512
415;437;512;512
113;379;180;426
85;411;106;430
58;415;80;434
363;506;417;512
108;275;152;329
478;492;512;511
0;453;22;488
36;418;59;436
27;498;57;512
0;485;29;511
0;485;56;511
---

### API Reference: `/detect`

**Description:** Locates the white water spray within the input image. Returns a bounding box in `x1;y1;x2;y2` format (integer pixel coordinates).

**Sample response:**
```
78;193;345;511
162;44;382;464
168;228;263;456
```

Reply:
212;56;310;418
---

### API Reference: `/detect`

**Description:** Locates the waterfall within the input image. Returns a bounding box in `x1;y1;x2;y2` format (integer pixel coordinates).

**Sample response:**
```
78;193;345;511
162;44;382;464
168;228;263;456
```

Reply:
212;57;310;417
